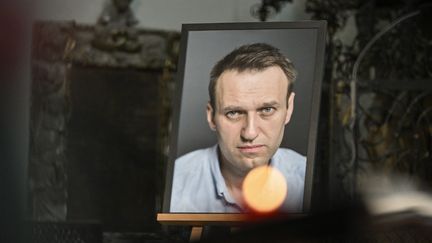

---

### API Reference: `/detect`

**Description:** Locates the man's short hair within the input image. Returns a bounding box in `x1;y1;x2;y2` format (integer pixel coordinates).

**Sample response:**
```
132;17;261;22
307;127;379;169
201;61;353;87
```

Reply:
209;43;297;110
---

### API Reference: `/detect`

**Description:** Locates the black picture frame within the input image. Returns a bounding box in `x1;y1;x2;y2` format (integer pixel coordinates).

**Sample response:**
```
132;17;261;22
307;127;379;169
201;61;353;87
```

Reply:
162;21;326;214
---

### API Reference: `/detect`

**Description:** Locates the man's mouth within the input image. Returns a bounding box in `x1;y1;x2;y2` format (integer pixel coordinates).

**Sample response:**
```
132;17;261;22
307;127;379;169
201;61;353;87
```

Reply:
237;144;264;153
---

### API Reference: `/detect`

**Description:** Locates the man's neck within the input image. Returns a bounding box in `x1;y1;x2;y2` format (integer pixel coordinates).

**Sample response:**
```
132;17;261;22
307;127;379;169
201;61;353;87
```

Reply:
221;166;244;190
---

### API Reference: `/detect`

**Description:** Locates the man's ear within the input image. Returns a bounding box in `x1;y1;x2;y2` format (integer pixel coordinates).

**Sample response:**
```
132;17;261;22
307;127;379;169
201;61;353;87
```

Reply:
206;102;217;131
285;92;295;125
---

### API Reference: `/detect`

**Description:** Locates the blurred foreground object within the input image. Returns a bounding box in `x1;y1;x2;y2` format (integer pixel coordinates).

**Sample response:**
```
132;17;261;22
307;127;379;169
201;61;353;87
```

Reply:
242;166;287;214
360;172;432;217
0;1;32;243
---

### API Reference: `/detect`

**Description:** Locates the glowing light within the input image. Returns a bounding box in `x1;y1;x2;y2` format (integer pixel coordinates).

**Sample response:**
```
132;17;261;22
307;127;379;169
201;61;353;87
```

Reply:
242;166;287;213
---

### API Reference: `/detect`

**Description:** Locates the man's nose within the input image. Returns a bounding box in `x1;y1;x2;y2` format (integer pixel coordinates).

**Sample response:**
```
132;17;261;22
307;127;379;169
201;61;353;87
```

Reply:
241;114;259;142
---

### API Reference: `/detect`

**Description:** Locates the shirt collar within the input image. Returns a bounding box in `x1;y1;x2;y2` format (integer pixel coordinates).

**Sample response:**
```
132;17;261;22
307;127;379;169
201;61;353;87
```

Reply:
209;145;238;205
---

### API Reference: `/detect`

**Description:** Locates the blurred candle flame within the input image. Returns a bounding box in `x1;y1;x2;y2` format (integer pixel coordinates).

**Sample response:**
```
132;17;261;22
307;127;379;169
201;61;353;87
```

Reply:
242;165;287;214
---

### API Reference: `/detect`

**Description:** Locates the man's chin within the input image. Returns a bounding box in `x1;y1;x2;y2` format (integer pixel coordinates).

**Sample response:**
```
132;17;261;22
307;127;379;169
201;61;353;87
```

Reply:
242;157;269;169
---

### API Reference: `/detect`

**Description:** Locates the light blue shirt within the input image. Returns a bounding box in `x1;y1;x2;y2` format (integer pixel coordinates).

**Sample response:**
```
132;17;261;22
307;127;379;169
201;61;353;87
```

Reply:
170;145;306;213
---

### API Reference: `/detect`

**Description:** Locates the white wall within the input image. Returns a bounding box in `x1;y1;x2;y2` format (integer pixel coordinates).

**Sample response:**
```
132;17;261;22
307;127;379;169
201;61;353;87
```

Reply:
35;0;311;31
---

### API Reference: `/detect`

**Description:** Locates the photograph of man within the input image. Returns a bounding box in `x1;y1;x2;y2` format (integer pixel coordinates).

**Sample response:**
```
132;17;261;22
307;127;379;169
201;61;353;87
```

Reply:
170;43;306;213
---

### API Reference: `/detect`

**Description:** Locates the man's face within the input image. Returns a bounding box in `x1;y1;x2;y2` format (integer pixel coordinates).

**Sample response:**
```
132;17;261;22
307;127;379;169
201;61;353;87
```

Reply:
207;66;294;176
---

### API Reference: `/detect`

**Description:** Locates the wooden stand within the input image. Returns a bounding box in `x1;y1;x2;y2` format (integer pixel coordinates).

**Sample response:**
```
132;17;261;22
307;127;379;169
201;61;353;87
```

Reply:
157;213;249;241
189;226;203;241
157;213;304;241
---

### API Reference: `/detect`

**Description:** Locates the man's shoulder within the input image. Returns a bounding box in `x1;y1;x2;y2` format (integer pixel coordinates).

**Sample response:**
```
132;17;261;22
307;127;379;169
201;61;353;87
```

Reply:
174;146;216;173
275;148;306;161
273;148;306;172
171;146;218;212
175;146;214;163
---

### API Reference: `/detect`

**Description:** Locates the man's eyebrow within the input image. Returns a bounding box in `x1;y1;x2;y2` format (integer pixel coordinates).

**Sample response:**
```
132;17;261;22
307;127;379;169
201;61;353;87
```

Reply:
221;102;281;112
222;106;244;112
261;101;280;107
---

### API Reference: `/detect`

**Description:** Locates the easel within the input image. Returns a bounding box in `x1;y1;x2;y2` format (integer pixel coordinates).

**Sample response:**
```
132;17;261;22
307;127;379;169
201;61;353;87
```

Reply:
157;213;250;241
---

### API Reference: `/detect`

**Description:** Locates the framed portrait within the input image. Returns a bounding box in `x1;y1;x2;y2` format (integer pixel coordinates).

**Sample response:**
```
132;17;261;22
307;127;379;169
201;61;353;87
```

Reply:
162;21;326;216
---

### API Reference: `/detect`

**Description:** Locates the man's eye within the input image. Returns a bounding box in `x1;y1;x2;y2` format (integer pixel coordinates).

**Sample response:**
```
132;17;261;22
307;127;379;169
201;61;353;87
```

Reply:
226;111;241;119
260;107;275;115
